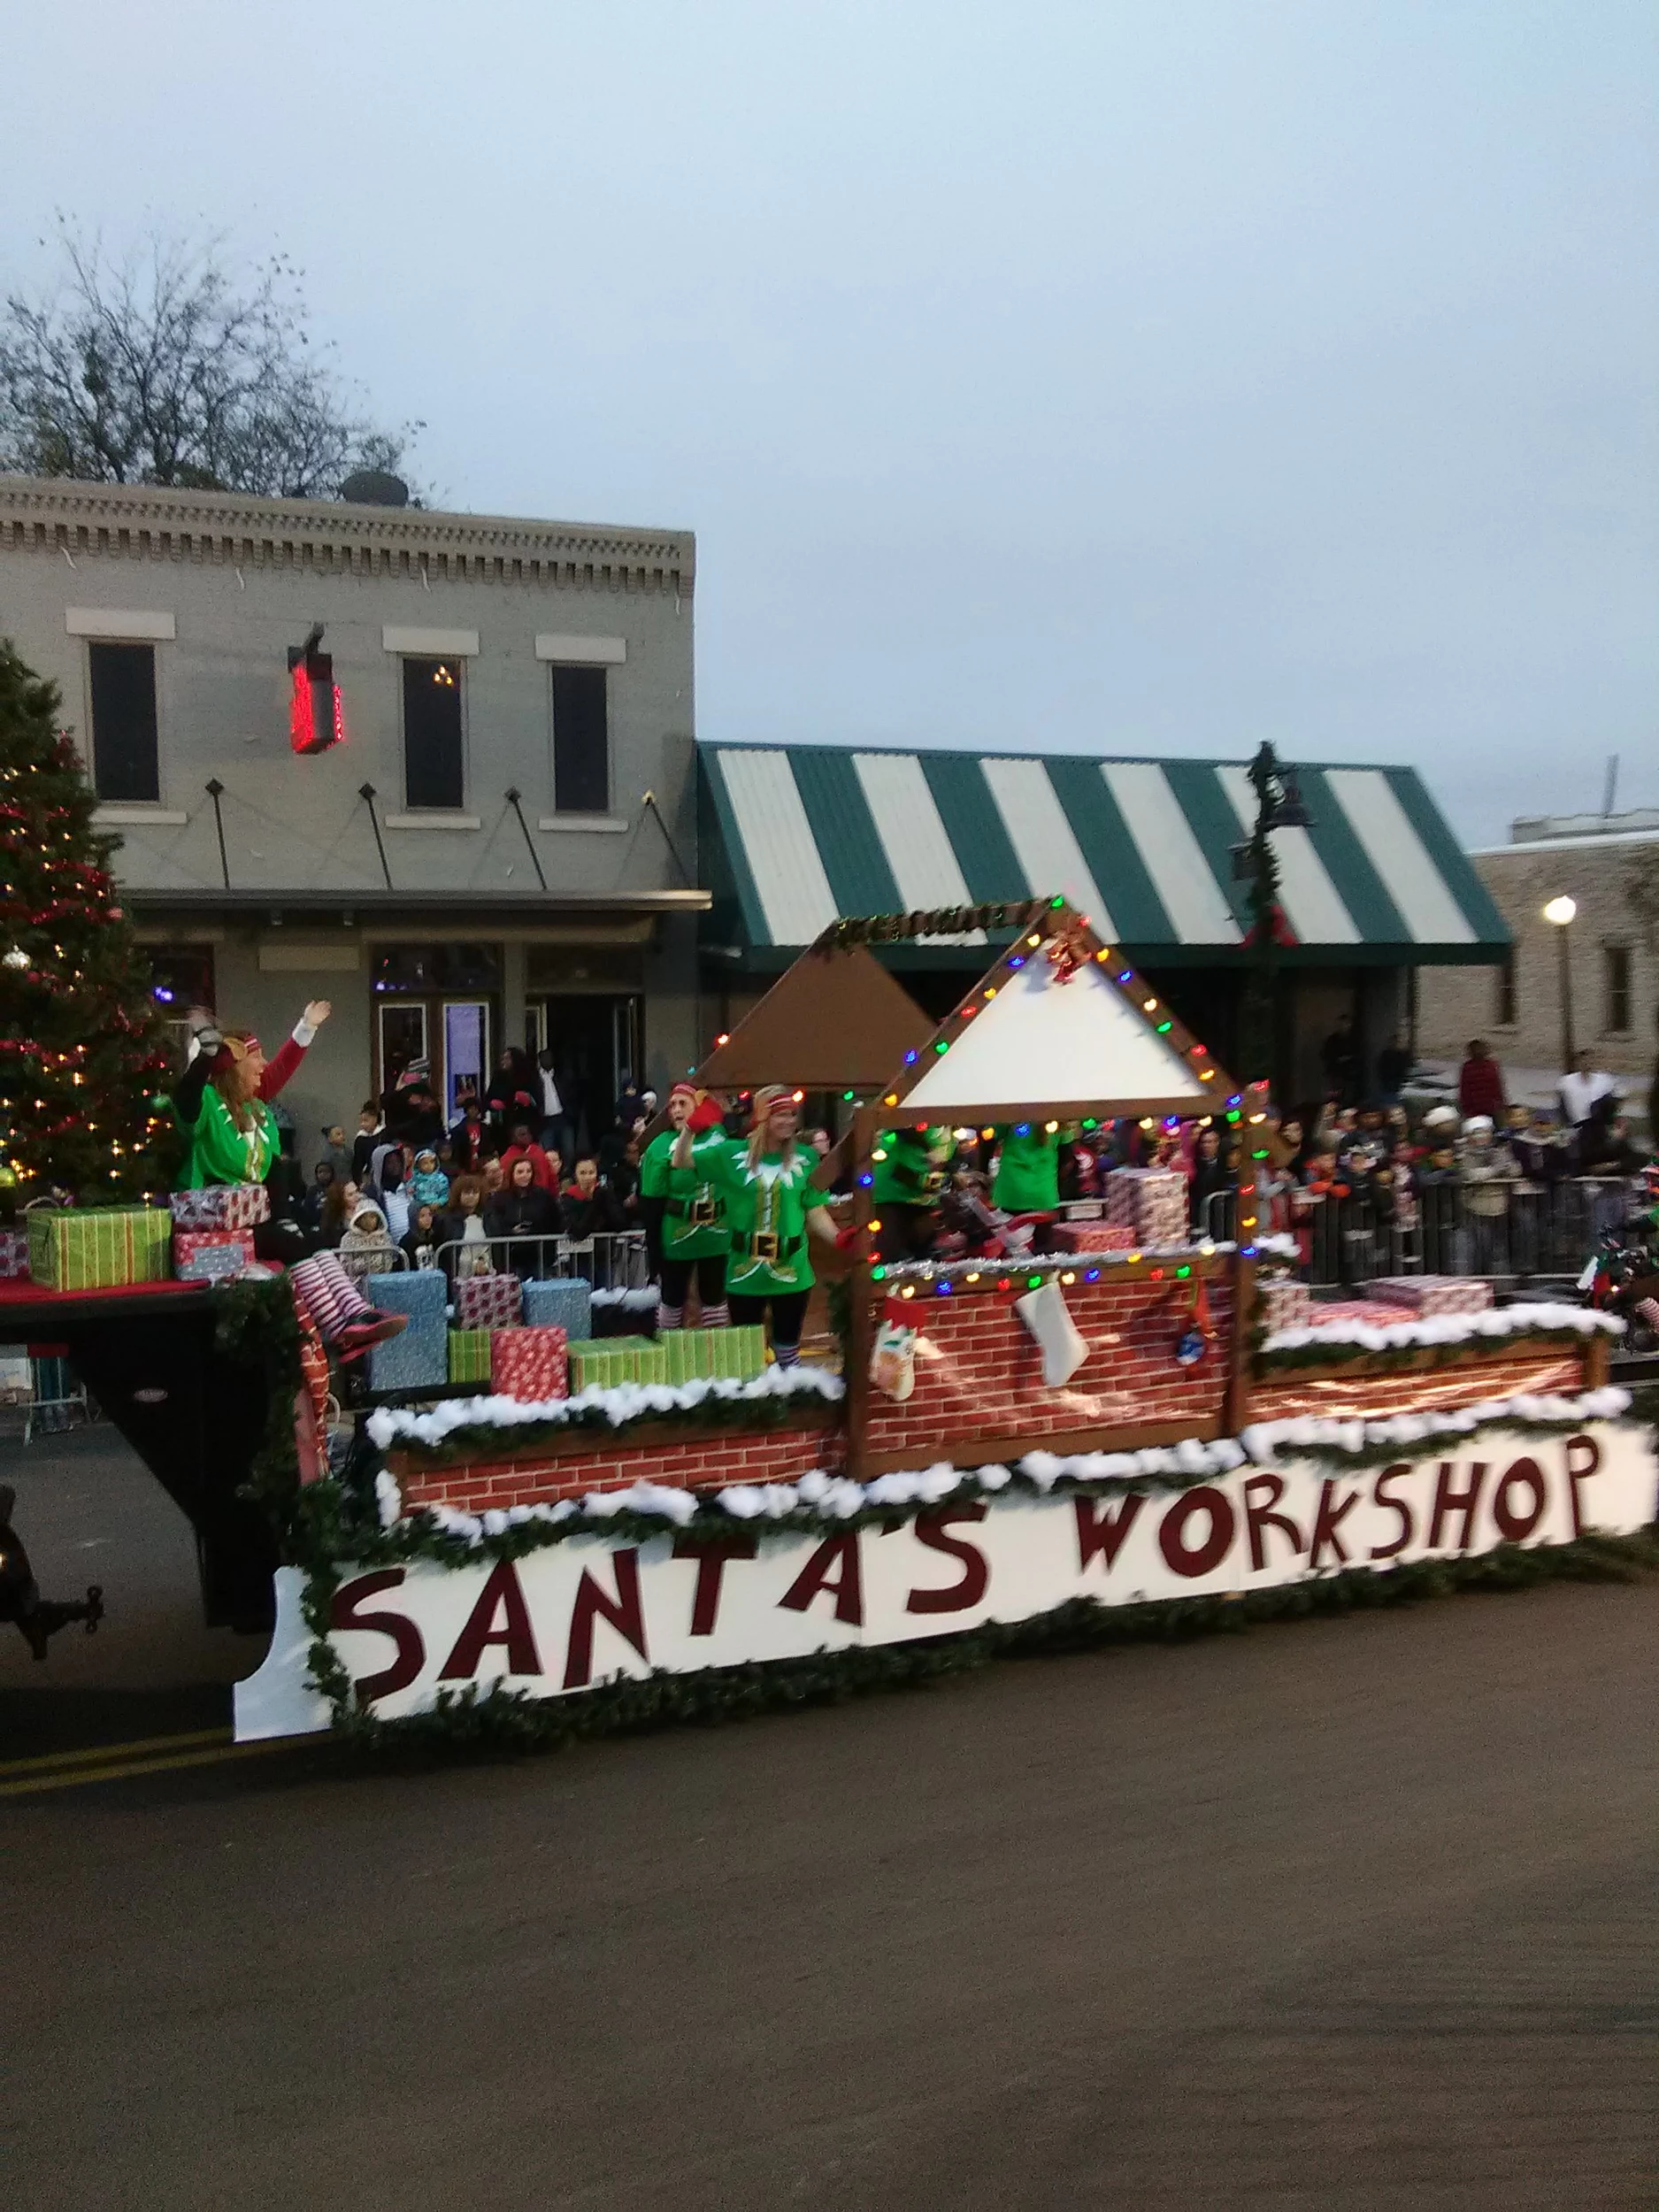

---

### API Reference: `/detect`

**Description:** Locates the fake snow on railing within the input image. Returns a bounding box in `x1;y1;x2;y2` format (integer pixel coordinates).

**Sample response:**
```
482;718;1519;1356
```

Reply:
363;1361;845;1453
1259;1301;1625;1357
1241;1385;1632;1466
388;1384;1632;1547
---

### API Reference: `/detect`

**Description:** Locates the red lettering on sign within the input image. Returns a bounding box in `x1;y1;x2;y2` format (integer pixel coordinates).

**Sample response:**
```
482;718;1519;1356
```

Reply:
330;1568;426;1706
1073;1493;1146;1573
779;1535;864;1625
1563;1432;1601;1537
439;1558;541;1681
1429;1461;1487;1551
1241;1473;1303;1571
905;1505;990;1615
564;1549;649;1688
1157;1486;1236;1578
1369;1464;1414;1559
1491;1456;1547;1544
1308;1479;1361;1568
672;1535;759;1636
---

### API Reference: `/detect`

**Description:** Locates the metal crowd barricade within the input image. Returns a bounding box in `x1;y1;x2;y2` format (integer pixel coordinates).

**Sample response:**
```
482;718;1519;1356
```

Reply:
1247;1174;1647;1290
431;1230;649;1291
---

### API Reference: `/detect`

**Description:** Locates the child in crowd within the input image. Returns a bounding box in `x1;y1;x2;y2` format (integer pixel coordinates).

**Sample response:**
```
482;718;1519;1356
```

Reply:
350;1102;382;1183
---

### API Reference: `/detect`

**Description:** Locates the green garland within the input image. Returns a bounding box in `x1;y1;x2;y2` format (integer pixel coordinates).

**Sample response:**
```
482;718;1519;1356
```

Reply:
211;1273;306;1540
313;1528;1659;1755
812;901;1033;953
1254;1323;1616;1379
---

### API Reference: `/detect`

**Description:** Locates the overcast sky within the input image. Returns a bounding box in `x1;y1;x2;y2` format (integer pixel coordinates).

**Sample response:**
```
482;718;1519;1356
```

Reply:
5;2;1655;844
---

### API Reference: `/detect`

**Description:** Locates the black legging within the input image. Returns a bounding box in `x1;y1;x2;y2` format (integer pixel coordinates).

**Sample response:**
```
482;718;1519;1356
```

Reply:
660;1254;729;1314
728;1289;810;1362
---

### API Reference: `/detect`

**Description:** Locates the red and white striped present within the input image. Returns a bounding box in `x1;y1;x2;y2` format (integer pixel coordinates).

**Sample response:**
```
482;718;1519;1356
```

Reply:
169;1185;270;1232
173;1227;257;1281
1051;1221;1138;1254
1363;1277;1493;1317
1256;1278;1311;1333
491;1324;569;1404
1102;1167;1188;1245
456;1272;523;1331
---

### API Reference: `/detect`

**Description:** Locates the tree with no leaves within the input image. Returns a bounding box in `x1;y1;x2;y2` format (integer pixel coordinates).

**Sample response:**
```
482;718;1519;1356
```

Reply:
0;221;421;500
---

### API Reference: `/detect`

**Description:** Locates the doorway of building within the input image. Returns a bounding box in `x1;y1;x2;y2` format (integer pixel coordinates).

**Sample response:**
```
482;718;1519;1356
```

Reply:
528;995;641;1153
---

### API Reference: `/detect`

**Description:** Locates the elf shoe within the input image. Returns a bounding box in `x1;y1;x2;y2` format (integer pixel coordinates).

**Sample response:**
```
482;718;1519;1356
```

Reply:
331;1312;409;1362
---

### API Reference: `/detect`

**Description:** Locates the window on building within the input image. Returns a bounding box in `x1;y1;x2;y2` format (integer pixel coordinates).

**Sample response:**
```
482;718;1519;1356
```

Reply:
550;664;610;813
87;641;160;802
402;657;465;809
1604;945;1632;1034
1494;949;1516;1028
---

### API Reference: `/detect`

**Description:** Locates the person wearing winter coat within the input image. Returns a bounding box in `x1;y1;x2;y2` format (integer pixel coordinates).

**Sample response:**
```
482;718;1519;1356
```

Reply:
486;1049;539;1137
337;1199;396;1279
562;1156;627;1242
499;1121;560;1195
409;1149;449;1209
1456;1114;1518;1274
484;1156;564;1275
1457;1041;1507;1122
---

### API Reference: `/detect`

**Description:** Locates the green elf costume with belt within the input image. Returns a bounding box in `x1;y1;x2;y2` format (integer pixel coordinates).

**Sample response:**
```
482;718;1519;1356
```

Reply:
694;1086;833;1363
641;1081;732;1328
992;1121;1060;1214
172;1010;323;1187
872;1123;954;1263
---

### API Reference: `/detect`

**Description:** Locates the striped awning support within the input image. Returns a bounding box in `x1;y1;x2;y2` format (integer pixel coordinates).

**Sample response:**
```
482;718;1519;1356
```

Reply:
699;744;1507;959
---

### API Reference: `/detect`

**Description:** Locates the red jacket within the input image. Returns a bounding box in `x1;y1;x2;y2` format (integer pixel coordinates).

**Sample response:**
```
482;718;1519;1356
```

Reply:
501;1141;558;1194
1457;1056;1506;1119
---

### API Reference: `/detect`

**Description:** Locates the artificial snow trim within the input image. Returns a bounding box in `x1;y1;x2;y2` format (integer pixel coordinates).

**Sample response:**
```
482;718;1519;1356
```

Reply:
373;1469;403;1531
364;1360;844;1455
1253;1233;1300;1263
590;1286;660;1311
1241;1384;1632;1466
1259;1301;1624;1359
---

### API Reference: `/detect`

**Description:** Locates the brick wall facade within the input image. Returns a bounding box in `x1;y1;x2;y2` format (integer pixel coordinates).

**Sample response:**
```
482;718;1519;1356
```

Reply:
1248;1347;1586;1425
860;1273;1236;1469
394;1422;841;1516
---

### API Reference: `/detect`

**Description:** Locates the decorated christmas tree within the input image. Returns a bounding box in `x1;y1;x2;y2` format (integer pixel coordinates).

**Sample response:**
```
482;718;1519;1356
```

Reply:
0;642;174;1206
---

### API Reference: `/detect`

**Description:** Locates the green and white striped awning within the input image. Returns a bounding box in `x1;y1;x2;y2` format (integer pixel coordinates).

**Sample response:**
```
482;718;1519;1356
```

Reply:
698;743;1507;964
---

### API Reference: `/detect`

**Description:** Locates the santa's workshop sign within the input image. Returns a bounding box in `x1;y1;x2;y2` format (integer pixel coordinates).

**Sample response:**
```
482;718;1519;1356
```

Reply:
238;1421;1657;1740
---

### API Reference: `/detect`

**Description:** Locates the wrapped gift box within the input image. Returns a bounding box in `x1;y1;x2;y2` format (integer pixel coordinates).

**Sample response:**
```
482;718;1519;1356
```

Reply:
657;1324;768;1385
448;1327;493;1385
1363;1276;1493;1317
365;1270;448;1322
590;1287;661;1338
523;1277;592;1341
28;1206;172;1290
456;1272;523;1332
0;1229;29;1280
568;1335;670;1392
1102;1168;1189;1246
1051;1221;1138;1254
169;1185;271;1233
492;1324;569;1403
1305;1300;1417;1329
173;1228;257;1282
368;1318;448;1394
1256;1278;1311;1333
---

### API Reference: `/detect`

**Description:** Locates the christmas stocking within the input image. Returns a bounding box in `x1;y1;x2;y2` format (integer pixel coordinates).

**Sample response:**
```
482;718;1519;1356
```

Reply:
1174;1277;1214;1368
871;1295;920;1401
1014;1279;1088;1386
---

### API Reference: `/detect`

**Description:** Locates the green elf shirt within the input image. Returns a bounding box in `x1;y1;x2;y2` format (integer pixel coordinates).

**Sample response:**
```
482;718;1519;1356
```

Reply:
703;1136;830;1296
640;1125;729;1260
872;1126;954;1210
174;1087;280;1190
992;1125;1059;1213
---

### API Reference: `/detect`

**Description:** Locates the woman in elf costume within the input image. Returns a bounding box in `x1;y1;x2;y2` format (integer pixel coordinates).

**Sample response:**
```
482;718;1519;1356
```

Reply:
676;1084;836;1366
872;1123;955;1263
641;1081;731;1331
171;1003;404;1365
992;1120;1060;1234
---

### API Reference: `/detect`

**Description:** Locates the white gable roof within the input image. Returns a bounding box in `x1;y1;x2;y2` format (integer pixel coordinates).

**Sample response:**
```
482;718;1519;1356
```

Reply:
900;955;1211;1113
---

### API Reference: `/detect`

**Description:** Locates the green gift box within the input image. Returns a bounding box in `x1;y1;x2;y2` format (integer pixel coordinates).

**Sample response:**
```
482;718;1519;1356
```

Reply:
448;1328;493;1385
706;1324;766;1381
27;1206;172;1291
658;1325;768;1384
569;1335;670;1391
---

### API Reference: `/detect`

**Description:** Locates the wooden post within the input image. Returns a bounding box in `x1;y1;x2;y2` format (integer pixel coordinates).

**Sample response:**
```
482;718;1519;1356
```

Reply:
1224;1249;1256;1437
845;1104;879;1482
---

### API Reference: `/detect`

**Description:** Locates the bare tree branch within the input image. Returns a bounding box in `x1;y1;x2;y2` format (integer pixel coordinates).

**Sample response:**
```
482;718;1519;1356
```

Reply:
0;219;423;498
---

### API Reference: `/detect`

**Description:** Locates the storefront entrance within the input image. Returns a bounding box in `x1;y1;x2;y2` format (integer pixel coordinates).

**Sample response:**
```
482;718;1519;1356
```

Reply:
528;994;641;1152
371;944;501;1120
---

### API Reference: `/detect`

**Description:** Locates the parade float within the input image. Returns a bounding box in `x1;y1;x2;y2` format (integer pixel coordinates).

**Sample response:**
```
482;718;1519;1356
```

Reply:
236;899;1658;1747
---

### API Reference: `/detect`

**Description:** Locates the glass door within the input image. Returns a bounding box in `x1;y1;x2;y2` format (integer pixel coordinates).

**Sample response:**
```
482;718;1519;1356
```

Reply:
377;1002;428;1100
442;999;490;1124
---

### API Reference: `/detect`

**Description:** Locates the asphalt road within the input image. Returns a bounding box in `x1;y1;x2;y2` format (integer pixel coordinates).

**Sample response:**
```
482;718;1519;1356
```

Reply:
3;1430;1656;2211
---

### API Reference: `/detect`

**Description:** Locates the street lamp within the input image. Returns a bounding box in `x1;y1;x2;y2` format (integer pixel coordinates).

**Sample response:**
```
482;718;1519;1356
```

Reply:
1543;895;1577;1071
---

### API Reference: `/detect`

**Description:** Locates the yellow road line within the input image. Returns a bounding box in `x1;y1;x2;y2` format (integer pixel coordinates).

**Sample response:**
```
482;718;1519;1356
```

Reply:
0;1734;303;1800
0;1727;231;1778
